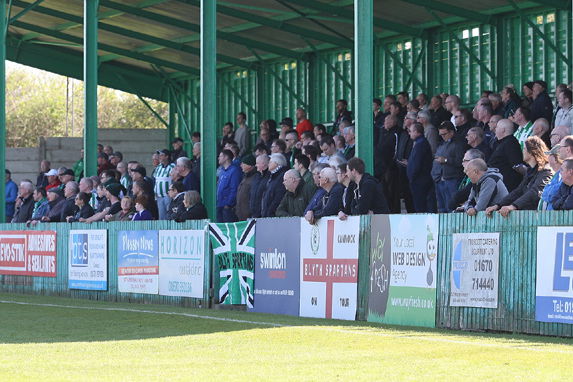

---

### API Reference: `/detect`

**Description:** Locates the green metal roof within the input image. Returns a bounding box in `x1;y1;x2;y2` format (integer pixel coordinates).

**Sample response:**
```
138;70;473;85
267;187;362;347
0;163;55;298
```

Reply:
6;0;571;101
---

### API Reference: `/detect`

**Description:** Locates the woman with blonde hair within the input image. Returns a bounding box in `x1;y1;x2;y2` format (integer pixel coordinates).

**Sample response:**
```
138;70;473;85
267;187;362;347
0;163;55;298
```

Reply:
176;191;208;221
486;136;553;217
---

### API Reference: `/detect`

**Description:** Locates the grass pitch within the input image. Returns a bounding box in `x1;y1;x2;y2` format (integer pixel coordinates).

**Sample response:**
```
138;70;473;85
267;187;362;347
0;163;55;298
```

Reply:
0;293;572;381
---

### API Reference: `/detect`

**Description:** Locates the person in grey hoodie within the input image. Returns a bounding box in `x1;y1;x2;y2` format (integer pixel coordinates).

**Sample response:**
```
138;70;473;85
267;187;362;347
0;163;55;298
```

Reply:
462;159;509;216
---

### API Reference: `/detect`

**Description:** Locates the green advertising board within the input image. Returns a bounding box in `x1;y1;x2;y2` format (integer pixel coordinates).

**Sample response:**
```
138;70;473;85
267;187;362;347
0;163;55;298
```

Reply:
368;215;438;327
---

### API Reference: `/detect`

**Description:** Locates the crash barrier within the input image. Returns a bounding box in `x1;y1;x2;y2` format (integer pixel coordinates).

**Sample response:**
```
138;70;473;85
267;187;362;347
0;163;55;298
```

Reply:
1;211;573;337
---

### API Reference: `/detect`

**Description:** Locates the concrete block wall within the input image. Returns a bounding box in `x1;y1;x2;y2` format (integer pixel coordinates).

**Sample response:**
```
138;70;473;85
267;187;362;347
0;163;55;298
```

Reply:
8;128;167;185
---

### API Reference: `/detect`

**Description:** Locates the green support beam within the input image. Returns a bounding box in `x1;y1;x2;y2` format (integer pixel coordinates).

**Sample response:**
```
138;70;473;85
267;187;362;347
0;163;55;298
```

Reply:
200;0;217;220
168;90;176;148
399;0;492;25
10;0;253;69
8;0;44;24
508;0;571;66
529;0;572;10
12;20;200;75
0;0;6;222
84;0;98;178
354;0;373;173
99;0;305;60
178;0;354;49
281;0;424;37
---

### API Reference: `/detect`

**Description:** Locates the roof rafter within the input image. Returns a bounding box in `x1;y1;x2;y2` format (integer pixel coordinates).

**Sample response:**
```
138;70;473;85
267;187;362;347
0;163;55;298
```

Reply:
529;0;571;10
99;0;305;60
399;0;493;24
280;0;424;37
11;0;253;69
11;20;200;75
175;0;354;49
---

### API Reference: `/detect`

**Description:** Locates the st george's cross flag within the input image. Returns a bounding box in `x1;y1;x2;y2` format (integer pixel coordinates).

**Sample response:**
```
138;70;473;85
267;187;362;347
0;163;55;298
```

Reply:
209;220;256;306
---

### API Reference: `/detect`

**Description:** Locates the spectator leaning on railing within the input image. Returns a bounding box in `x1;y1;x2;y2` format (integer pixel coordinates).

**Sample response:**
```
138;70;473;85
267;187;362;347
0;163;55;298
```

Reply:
486;136;553;217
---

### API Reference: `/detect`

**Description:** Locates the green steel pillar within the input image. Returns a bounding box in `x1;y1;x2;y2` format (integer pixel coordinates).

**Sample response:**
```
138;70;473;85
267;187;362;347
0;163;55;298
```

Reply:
200;0;216;220
83;0;99;177
0;0;6;222
354;0;373;173
168;89;176;147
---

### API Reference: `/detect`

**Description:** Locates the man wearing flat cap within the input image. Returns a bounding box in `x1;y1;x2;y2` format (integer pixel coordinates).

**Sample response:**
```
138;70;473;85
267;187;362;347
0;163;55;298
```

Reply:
235;154;257;220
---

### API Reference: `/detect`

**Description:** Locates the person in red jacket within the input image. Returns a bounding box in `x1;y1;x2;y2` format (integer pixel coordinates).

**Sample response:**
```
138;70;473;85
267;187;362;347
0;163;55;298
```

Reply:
295;107;313;138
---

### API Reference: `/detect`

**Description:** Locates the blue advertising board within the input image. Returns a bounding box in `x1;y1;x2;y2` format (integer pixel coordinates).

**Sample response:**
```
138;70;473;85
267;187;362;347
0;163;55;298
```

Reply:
118;230;159;294
249;217;300;316
536;227;573;324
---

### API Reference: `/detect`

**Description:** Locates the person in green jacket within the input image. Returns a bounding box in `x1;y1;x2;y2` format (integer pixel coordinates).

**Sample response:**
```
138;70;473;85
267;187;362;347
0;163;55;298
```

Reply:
275;169;311;217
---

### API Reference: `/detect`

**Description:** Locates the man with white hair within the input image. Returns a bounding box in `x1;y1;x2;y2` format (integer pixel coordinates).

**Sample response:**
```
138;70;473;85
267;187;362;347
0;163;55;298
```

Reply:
261;153;288;217
11;180;35;223
531;118;551;147
417;110;439;154
276;169;310;217
175;157;199;191
487;118;523;192
304;167;343;224
249;154;270;218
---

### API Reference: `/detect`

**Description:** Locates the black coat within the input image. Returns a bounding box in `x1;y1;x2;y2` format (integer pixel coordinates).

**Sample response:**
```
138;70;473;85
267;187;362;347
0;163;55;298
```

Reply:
11;195;35;223
177;203;208;221
261;167;288;218
487;134;523;192
350;174;389;215
249;170;269;218
166;193;185;221
530;91;554;122
498;164;553;210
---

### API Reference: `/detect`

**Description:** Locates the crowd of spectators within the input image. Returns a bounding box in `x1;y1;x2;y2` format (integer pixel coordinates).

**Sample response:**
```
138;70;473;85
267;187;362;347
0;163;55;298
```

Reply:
5;80;573;223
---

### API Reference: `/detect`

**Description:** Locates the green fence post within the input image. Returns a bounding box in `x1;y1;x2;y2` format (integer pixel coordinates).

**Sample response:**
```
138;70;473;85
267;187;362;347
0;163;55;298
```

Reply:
0;0;6;222
354;0;374;173
83;0;98;177
200;0;217;220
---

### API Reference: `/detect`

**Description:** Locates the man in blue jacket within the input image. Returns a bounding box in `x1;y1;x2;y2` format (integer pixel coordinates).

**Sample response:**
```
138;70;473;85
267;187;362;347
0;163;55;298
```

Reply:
5;169;17;222
216;149;242;222
406;122;437;213
552;159;573;210
305;167;343;224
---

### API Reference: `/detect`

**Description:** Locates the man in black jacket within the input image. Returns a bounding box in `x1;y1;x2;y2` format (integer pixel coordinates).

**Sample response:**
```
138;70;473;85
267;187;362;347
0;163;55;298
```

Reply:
531;80;554;122
487;119;524;192
553;159;573;210
11;180;35;223
166;181;186;221
250;154;269;218
261;154;288;217
338;157;389;220
431;122;467;212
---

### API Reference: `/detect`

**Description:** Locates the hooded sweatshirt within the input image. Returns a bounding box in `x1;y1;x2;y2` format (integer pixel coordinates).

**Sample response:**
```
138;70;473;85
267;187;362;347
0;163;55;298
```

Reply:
464;168;509;212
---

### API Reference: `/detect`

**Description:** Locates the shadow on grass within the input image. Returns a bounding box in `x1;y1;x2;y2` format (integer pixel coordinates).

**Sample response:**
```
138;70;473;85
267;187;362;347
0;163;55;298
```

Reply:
1;294;573;347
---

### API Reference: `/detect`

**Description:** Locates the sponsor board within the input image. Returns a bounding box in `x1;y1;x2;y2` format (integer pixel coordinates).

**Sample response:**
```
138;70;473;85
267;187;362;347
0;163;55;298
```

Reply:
0;231;57;277
368;214;438;327
536;227;573;324
450;233;499;308
118;230;159;294
300;216;359;320
69;230;107;290
158;230;206;298
209;220;256;306
250;217;301;316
